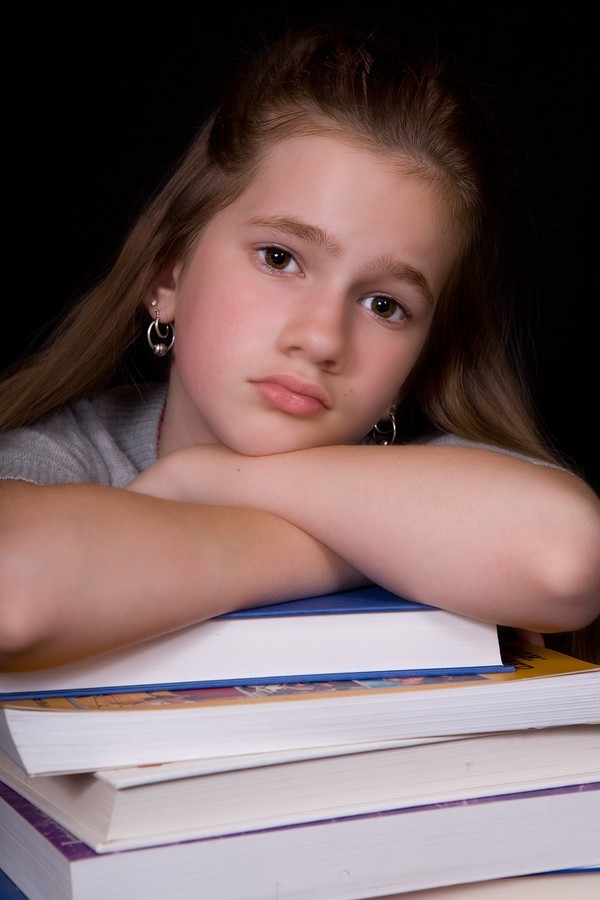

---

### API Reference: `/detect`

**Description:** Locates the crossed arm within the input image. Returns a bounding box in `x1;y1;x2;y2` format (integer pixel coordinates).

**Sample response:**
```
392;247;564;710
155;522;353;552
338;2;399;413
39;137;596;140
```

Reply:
127;443;600;629
1;442;599;670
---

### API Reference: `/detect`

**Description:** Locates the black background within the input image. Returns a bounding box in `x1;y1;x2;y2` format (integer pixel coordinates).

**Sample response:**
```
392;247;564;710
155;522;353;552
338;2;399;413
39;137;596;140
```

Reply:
13;2;599;491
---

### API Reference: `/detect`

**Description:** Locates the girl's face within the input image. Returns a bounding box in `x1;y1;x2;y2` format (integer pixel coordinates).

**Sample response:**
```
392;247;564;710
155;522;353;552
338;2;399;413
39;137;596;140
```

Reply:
157;133;458;456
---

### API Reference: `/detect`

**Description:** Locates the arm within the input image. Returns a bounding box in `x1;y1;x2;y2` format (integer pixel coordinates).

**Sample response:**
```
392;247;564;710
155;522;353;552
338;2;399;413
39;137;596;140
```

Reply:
0;480;363;670
129;443;600;633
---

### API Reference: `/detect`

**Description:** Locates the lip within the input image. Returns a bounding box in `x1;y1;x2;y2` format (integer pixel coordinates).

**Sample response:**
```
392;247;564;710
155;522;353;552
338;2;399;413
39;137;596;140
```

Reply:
251;374;331;415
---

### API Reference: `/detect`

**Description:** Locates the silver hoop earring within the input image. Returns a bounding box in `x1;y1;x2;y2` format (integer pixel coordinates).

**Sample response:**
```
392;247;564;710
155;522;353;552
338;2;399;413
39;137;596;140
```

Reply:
371;406;397;446
147;299;175;357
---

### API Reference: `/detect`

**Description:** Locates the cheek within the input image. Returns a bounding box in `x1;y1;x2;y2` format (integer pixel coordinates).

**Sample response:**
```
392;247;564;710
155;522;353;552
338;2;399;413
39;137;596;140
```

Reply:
175;269;239;347
173;289;260;392
363;331;429;400
351;334;430;429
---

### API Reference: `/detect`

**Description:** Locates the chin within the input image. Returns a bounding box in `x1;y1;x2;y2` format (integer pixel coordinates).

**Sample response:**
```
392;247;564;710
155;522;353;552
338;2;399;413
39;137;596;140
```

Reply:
225;433;332;457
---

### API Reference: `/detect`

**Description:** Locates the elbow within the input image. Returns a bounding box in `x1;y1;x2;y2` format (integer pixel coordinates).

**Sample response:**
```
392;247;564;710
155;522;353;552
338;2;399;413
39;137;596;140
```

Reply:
0;483;45;666
0;603;44;673
0;513;58;670
540;571;600;635
527;483;600;633
0;558;49;671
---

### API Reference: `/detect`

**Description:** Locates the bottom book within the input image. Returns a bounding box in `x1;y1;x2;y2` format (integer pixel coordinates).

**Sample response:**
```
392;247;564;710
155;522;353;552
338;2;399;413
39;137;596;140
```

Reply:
2;869;599;900
1;780;598;900
0;868;600;900
389;868;600;898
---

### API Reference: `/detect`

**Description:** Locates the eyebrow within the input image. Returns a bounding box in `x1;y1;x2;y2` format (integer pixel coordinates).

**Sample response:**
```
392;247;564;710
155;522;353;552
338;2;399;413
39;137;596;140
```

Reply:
365;255;434;306
247;215;434;306
247;216;342;255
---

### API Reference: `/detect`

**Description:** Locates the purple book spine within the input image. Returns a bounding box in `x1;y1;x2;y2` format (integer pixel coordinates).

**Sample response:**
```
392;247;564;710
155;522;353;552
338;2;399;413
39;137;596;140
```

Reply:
0;780;97;862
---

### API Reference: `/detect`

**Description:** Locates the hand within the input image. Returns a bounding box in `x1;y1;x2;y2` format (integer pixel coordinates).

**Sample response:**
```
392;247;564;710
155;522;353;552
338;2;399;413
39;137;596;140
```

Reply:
127;444;259;506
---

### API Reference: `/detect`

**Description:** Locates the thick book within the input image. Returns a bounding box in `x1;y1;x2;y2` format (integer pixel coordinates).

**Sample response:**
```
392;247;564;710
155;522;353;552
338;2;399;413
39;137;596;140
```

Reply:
3;868;598;900
0;586;511;700
0;726;598;851
4;871;597;900
0;642;598;777
1;779;598;899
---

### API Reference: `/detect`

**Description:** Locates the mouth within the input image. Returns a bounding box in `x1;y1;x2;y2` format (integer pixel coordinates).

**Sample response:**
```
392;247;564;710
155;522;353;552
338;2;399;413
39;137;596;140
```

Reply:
251;374;331;416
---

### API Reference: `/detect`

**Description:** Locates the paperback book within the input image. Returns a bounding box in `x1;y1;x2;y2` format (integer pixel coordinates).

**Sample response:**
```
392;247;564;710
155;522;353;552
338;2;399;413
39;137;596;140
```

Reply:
4;867;599;900
0;726;597;851
1;780;598;900
0;586;511;700
0;642;598;776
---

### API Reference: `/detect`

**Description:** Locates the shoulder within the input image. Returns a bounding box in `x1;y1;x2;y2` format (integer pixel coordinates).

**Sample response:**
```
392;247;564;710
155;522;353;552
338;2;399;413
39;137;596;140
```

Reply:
362;430;561;469
413;432;563;468
0;383;167;486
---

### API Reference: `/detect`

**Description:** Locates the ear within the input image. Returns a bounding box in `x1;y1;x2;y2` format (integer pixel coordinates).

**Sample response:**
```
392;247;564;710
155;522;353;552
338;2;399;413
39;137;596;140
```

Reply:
144;267;179;322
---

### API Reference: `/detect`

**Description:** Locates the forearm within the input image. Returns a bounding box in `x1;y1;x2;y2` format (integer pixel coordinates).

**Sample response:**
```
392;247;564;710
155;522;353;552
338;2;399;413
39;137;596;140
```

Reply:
0;481;362;670
130;444;600;632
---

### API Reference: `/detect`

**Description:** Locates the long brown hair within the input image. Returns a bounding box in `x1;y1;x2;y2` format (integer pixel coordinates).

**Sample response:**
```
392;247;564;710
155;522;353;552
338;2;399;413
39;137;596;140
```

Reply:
0;24;561;469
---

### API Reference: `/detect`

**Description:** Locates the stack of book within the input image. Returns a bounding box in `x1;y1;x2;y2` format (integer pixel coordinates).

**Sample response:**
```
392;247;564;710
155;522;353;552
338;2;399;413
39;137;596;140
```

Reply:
0;586;598;899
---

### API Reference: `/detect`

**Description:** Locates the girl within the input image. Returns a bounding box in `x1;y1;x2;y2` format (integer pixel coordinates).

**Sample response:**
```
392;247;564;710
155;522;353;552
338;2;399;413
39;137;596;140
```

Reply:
1;26;598;670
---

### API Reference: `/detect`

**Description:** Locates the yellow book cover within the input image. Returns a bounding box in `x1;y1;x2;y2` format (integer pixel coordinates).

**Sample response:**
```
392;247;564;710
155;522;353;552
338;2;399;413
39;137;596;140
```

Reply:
1;642;598;776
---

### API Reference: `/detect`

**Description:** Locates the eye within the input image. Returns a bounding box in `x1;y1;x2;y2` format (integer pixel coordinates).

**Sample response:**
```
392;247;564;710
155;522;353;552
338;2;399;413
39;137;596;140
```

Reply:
257;245;302;274
360;294;409;324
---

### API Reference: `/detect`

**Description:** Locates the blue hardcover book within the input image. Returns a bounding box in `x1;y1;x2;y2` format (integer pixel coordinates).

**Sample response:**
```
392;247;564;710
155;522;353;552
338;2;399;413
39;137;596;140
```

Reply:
0;586;512;700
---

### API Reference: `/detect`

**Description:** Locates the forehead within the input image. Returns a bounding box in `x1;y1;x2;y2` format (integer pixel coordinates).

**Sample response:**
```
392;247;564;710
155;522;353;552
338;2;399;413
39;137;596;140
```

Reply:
240;131;454;230
226;132;459;299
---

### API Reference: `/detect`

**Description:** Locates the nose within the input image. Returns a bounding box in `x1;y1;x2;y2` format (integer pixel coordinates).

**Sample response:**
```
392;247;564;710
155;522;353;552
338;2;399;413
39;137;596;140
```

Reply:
277;290;349;371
